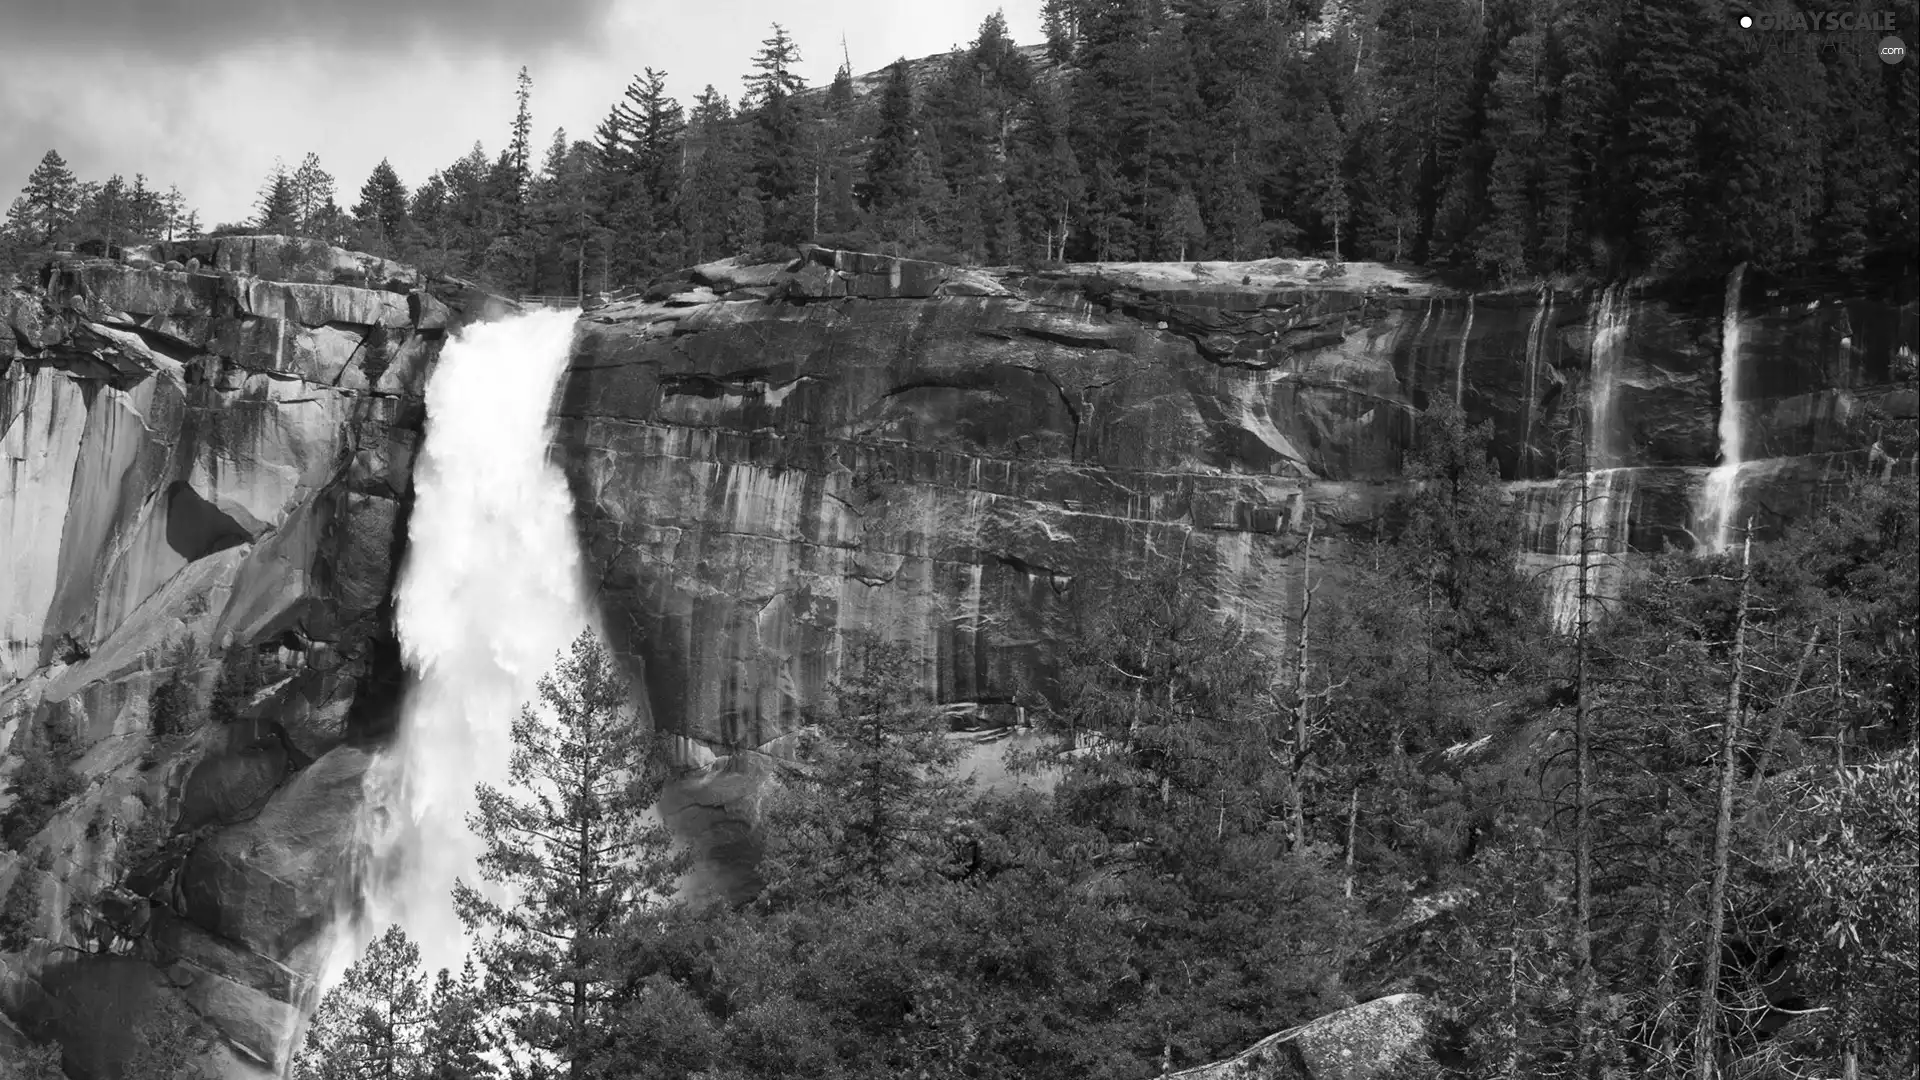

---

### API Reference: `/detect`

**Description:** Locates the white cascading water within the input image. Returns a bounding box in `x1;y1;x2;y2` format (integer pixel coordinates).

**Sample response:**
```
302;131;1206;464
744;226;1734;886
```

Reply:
1455;293;1475;410
320;308;591;996
1519;288;1551;479
1547;285;1632;633
1586;284;1630;471
1696;263;1749;553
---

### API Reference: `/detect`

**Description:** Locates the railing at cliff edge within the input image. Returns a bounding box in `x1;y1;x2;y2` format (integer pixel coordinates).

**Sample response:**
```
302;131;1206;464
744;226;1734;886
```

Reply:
518;294;585;309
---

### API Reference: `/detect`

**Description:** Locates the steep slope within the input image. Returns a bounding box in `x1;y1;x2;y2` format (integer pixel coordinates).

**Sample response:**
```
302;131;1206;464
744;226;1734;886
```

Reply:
0;237;501;1078
560;246;1915;757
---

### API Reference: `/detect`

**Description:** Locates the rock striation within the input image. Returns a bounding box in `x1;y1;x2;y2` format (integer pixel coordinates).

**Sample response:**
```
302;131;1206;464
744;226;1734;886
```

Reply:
1;236;499;1078
1158;993;1434;1080
2;238;1912;1075
560;247;1916;755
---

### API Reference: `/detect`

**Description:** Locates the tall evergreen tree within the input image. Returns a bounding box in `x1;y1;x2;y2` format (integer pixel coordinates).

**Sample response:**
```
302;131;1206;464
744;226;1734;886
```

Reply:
678;86;741;263
756;634;970;904
1619;0;1717;269
859;59;919;217
743;24;809;244
506;66;535;208
289;152;336;238
293;925;430;1080
6;149;79;244
454;629;686;1079
352;159;411;253
256;161;298;233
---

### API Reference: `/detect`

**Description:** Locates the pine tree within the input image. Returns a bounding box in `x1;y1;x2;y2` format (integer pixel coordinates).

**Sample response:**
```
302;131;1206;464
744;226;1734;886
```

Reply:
256;161;298;233
454;629;685;1079
1042;0;1081;62
595;67;685;285
0;718;81;852
1160;187;1206;262
8;150;79;245
1477;29;1547;282
79;174;131;248
294;924;429;1080
743;24;808;244
421;959;497;1080
677;86;739;263
1620;0;1717;269
1304;103;1349;262
506;66;534;210
289;153;335;238
859;59;918;216
756;633;970;904
0;868;40;951
352;159;411;253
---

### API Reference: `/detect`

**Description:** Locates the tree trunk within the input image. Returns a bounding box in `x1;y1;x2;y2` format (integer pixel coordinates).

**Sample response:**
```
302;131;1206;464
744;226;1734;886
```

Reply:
1292;525;1317;856
1573;465;1596;1078
1748;627;1822;802
1694;524;1754;1080
1343;788;1358;898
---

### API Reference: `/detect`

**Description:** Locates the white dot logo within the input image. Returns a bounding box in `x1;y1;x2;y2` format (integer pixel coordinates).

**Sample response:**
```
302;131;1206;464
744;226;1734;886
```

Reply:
1883;35;1909;64
1739;14;1753;28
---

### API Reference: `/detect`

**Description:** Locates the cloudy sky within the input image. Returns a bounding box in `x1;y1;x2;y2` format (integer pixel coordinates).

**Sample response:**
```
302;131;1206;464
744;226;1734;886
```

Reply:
1;0;1045;228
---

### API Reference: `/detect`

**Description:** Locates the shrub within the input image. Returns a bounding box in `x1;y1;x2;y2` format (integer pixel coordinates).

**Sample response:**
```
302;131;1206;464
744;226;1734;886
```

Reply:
0;719;82;852
0;867;41;951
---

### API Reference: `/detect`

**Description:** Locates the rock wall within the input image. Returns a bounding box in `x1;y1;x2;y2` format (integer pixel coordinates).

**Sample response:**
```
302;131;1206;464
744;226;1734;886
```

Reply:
560;247;1917;755
2;239;1912;1074
0;237;495;1079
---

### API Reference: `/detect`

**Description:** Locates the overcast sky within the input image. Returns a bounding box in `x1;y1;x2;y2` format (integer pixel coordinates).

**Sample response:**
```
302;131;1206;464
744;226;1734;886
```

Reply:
0;0;1045;228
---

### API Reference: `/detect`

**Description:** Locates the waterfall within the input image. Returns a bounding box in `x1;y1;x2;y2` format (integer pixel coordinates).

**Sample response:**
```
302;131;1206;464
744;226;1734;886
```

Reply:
1696;263;1749;552
1586;284;1630;470
1547;468;1638;634
1544;285;1633;633
322;308;589;996
1455;294;1474;410
1520;289;1550;479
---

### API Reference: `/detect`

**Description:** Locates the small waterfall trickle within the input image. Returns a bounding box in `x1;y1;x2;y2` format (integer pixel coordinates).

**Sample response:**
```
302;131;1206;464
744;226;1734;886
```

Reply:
318;309;590;1000
1695;263;1750;552
1586;284;1630;470
1547;468;1638;634
1520;289;1551;479
1545;284;1633;633
1455;294;1475;410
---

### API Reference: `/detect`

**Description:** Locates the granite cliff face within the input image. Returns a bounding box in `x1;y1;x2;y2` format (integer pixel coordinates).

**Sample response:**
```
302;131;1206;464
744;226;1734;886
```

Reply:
1;239;1912;1075
560;247;1916;757
0;237;499;1077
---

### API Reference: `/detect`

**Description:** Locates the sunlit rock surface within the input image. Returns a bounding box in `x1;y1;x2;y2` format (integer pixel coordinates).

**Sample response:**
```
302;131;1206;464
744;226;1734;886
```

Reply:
560;248;1916;756
3;239;1913;1074
1;236;495;1079
1159;993;1434;1080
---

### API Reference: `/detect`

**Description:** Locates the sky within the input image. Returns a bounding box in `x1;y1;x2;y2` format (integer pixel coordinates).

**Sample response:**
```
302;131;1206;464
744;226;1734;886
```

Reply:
0;0;1046;228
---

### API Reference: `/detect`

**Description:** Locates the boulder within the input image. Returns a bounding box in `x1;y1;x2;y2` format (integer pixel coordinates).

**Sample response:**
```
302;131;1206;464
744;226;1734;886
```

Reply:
1161;994;1434;1080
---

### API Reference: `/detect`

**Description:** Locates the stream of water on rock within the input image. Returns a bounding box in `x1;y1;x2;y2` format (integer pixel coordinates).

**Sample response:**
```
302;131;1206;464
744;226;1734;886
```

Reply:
1546;286;1634;633
316;308;589;1009
1697;263;1749;552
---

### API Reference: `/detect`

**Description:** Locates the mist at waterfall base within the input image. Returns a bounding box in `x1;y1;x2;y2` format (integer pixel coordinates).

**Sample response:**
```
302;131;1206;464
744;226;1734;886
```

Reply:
318;308;592;1002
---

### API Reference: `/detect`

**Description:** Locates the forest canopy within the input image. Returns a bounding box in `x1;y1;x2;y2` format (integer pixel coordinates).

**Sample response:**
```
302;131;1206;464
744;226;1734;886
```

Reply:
5;1;1915;294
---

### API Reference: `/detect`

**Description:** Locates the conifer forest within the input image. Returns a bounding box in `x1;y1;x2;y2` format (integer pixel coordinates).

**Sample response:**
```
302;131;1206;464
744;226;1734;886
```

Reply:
0;2;1915;1079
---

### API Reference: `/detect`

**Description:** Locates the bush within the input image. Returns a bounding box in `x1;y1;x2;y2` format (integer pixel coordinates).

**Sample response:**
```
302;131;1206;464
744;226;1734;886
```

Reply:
0;719;82;852
0;867;41;951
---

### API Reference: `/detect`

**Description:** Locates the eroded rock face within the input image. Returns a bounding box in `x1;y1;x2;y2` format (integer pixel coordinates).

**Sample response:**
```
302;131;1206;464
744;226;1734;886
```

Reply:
1;236;496;1078
1159;993;1434;1080
560;251;1915;755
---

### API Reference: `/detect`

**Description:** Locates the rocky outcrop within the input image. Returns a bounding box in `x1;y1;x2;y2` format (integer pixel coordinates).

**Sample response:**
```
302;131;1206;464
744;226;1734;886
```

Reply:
560;250;1915;754
3;238;1912;1074
1159;994;1434;1080
1;236;499;1078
